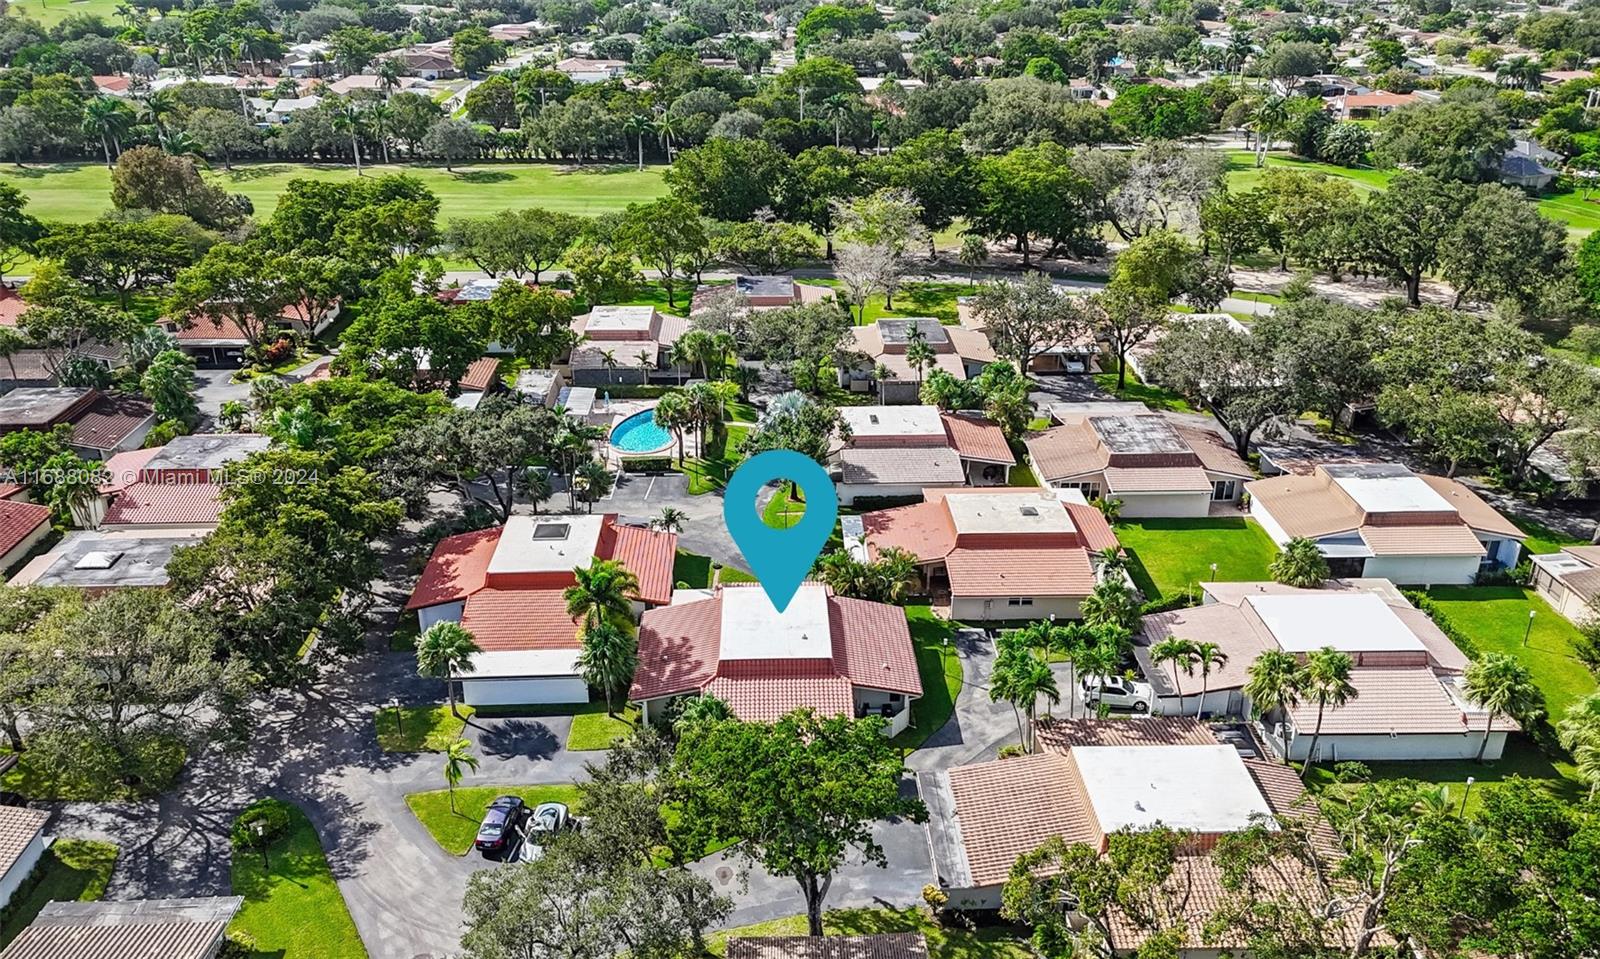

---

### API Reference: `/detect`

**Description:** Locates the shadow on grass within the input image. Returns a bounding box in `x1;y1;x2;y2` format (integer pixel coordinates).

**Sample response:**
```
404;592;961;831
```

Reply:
215;164;305;182
1;163;93;179
451;169;515;184
552;163;651;176
1121;549;1163;601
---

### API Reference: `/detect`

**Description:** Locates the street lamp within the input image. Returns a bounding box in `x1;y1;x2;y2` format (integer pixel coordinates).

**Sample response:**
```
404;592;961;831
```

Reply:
391;697;403;738
1210;562;1218;581
251;820;270;870
1523;609;1535;647
1460;775;1476;816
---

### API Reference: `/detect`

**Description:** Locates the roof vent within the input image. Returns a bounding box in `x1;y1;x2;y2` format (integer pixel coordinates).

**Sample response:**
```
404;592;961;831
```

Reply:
74;550;123;570
868;414;880;425
531;522;570;540
1020;505;1039;517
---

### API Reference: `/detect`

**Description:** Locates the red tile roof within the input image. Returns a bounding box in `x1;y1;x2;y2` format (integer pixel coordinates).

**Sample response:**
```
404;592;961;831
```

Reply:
0;804;49;878
945;753;1096;886
0;499;48;558
102;482;223;528
631;591;724;699
706;673;856;722
945;546;1096;597
598;520;676;606
70;394;155;451
459;357;502;392
460;588;583;651
0;287;25;328
940;412;1014;465
98;446;164;494
860;500;956;563
829;595;922;696
174;313;250;344
405;527;501;610
1064;501;1119;552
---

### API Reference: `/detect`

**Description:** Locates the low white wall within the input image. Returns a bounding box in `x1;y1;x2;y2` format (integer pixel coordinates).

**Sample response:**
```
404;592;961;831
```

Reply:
1362;554;1480;587
0;832;46;912
951;596;1082;621
460;676;590;707
1114;491;1212;518
417;601;465;633
1289;730;1508;762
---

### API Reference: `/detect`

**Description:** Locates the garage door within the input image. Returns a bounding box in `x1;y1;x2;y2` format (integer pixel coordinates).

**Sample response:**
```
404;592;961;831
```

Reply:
461;676;590;707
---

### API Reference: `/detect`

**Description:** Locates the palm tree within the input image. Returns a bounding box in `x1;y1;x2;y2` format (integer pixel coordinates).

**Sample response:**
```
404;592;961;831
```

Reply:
443;738;479;813
625;113;652;171
958;236;988;290
525;468;553;513
375;57;404;98
1192;641;1228;718
904;324;935;386
674;693;732;734
1557;692;1600;799
140;88;178;147
564;558;639;630
367;103;394;164
1496;55;1543;91
653;390;691;465
416;621;482;720
82;96;133;167
164;131;205;162
332;100;365;174
577;621;638;714
1299;647;1356;779
654;113;681;163
1270;537;1330;588
653;507;688;535
1462;653;1543;763
1051;623;1090;718
1226;35;1254;86
1081;578;1139;633
635;349;654;382
1250;95;1291;167
1077;637;1121;716
1150;636;1198;709
600;348;619;383
1244;649;1303;764
988;637;1035;750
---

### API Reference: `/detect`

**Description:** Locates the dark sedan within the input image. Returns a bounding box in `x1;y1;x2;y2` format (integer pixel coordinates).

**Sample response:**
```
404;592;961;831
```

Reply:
474;796;528;855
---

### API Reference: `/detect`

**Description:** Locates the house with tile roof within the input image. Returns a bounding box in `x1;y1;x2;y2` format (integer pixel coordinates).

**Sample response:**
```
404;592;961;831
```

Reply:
406;514;676;706
0;805;50;913
1246;463;1525;585
1139;579;1509;761
0;896;243;959
166;298;340;368
1025;405;1253;517
832;406;1014;506
956;299;1100;374
632;582;922;734
0;388;155;460
839;317;998;403
566;306;690;386
1529;544;1600;625
859;487;1118;620
689;275;831;315
0;499;52;575
91;433;270;532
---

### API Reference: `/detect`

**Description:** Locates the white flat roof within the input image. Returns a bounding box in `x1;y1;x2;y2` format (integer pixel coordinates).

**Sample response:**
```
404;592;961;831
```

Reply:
1334;474;1454;514
718;583;832;660
558;386;596;416
583;305;657;331
1073;745;1275;834
487;515;605;575
944;490;1074;536
839;405;945;438
460;648;582;679
1247;592;1426;654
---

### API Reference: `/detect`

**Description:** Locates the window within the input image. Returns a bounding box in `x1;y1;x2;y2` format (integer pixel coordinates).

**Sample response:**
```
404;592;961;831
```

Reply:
1060;481;1101;500
1007;597;1034;607
1212;480;1237;501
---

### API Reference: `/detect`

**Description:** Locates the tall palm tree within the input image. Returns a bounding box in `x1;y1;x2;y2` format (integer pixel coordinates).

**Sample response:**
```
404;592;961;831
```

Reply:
988;637;1034;750
904;324;935;386
140;88;178;147
1081;578;1139;633
376;57;404;98
1462;653;1543;763
635;349;655;381
1244;649;1303;764
1192;641;1229;718
416;621;483;720
653;506;688;535
1052;623;1090;718
1299;647;1356;779
577;621;638;714
367;103;394;164
1557;692;1600;800
653;390;691;465
1077;638;1121;716
1226;35;1254;86
654;113;681;163
624;113;652;171
564;558;639;630
1270;537;1330;588
1250;95;1291;167
600;348;619;383
332;101;366;174
1150;636;1198;709
443;738;479;813
82;96;133;167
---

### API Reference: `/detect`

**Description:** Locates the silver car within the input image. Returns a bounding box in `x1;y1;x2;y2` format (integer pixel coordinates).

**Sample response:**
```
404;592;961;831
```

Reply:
1080;674;1154;712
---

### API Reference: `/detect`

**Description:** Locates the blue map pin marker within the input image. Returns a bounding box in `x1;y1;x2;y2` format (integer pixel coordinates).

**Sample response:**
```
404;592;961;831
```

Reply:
724;450;839;613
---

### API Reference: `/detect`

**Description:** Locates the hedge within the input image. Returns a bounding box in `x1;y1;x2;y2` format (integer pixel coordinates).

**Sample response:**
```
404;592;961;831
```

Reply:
621;456;676;473
847;495;925;511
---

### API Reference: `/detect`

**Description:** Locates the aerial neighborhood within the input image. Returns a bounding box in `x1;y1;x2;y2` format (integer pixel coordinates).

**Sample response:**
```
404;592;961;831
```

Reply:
3;0;1600;954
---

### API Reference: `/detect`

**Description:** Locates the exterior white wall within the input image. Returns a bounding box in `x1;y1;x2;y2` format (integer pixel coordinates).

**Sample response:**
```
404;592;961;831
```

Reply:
951;596;1083;621
1361;554;1480;586
1289;730;1508;762
1532;567;1591;624
942;884;1003;912
1154;688;1244;719
1114;491;1211;518
0;522;50;574
416;601;465;633
1479;536;1521;567
1249;498;1293;546
0;831;46;911
460;676;590;707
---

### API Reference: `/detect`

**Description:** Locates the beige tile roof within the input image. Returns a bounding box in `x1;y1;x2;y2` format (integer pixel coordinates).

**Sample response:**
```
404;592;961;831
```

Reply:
1136;604;1275;695
1561;544;1600;566
1285;667;1513;735
1174;426;1253;477
1417;476;1525;539
875;351;966;382
1103;465;1213;493
940;413;1014;465
944;326;997;363
944;753;1098;887
727;935;929;959
1244;473;1364;538
837;448;967;486
1360;524;1486;557
0;898;241;959
0;805;48;879
1034;716;1216;752
1024;424;1108;483
945;546;1096;598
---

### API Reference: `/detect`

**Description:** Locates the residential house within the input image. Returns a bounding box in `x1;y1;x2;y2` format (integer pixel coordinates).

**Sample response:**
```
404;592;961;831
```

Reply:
0;896;243;959
380;44;458;80
405;515;676;706
1139;580;1509;761
91;74;134;96
325;74;428;96
840;317;997;403
727;936;928;959
0;499;53;574
554;57;628;82
631;582;922;734
957;298;1098;373
689;275;830;314
514;369;566;407
451;357;503;410
1334;90;1418;119
91;433;271;531
860;487;1118;620
1530;544;1600;624
1499;139;1561;189
0;805;49;913
0;388;155;460
1025;407;1253;516
1246;463;1525;584
832;406;1014;506
566;305;689;386
7;528;208;592
168;298;339;367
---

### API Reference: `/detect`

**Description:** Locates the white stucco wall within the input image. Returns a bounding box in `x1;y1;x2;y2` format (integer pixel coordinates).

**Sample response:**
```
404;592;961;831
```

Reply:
951;596;1083;621
0;522;51;575
1361;554;1480;586
460;676;590;707
837;482;943;506
416;601;465;633
0;831;46;912
1114;491;1212;518
1533;568;1591;624
1249;498;1293;546
1288;730;1508;762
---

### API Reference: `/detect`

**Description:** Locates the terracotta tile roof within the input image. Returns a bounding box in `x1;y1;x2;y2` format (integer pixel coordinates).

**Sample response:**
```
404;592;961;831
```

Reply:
97;446;164;494
405;526;501;610
458;357;502;392
70;394;154;452
1103;465;1213;493
726;935;929;959
0;499;49;557
173;313;249;344
1024;424;1108;483
1417;475;1524;539
860;500;957;563
829;595;921;696
1136;604;1274;695
875;350;967;382
945;753;1097;887
1034;716;1216;752
0;483;26;499
1064;501;1119;552
459;588;582;651
597;520;677;606
945;546;1095;597
0;804;48;878
837;447;966;486
1360;524;1486;556
0;287;26;328
705;673;855;722
101;482;223;528
1174;426;1252;477
944;326;997;363
631;593;724;700
1244;473;1364;538
1285;667;1513;735
940;413;1013;465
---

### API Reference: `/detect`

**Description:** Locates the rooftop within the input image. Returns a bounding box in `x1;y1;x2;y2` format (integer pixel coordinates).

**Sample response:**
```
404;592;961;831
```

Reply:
839;405;945;438
487;516;606;575
718;583;833;660
1089;414;1189;454
877;317;949;346
1246;592;1427;654
581;305;658;331
15;531;204;588
0;387;93;427
139;433;270;474
1324;463;1454;513
1072;744;1276;834
0;897;242;959
735;275;798;298
943;488;1074;536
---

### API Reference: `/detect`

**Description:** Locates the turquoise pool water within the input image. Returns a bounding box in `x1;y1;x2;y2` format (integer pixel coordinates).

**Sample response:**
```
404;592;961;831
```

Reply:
610;408;673;453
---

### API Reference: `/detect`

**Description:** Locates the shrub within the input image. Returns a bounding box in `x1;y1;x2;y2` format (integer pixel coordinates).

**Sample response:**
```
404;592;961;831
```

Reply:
621;456;675;473
231;798;292;852
256;337;294;366
1402;589;1481;659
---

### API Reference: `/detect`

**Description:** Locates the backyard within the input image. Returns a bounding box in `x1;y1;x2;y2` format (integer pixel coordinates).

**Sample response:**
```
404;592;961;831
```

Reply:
892;606;965;751
1422;586;1597;718
0;840;119;949
1114;517;1279;603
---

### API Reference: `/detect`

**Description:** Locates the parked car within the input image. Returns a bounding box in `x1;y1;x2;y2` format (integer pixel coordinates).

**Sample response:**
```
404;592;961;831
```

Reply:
475;795;528;855
1081;674;1154;712
513;802;579;862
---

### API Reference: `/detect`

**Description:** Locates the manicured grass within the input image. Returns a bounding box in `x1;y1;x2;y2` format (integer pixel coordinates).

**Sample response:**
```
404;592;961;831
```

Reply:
1423;586;1598;718
1007;463;1040;487
1511;515;1586;557
1;737;185;801
567;705;638;751
0;840;119;949
8;0;125;27
405;784;583;855
673;549;713;588
891;607;964;751
373;704;473;753
709;907;1032;959
0;161;669;224
1303;734;1586;813
762;485;808;528
683;423;747;494
230;803;366;959
810;280;969;324
1092;368;1195;413
1114;518;1279;603
718;565;758;584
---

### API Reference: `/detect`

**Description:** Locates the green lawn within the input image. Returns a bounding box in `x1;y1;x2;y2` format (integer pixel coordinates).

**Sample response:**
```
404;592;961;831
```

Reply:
682;423;748;494
1007;463;1040;487
8;0;125;26
567;705;638;751
1423;586;1598;718
373;704;473;753
1511;515;1587;557
1304;733;1585;813
0;840;119;949
810;280;970;325
890;607;965;751
1;737;185;801
230;803;366;959
762;485;808;528
709;907;1031;959
0;161;669;224
1114;517;1280;603
1091;369;1195;414
673;549;713;589
405;784;584;856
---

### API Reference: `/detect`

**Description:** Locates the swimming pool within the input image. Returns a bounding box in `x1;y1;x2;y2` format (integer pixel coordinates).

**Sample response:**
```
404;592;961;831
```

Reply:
610;408;674;454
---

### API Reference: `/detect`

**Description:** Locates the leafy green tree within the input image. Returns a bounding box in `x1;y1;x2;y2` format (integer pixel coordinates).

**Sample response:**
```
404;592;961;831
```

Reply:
451;26;506;77
184;107;261;172
1558;692;1600;800
665;138;793;221
1373;98;1511;182
339;293;485;390
1461;653;1543;762
739;391;847;470
467;282;577;367
421;117;478;171
749;302;853;394
969;272;1090;374
388;397;563;520
17;297;141;381
110;145;244;228
38;219;195;308
969;141;1099;266
1080;578;1140;633
1145;315;1293;457
578;621;638;714
1440;183;1570;309
140;348;198;426
0;181;42;284
620;197;708;309
417;621;483;721
1298;646;1356;778
166;241;291;351
709;220;818;275
446;208;583;282
567;243;642;307
1270;537;1330;587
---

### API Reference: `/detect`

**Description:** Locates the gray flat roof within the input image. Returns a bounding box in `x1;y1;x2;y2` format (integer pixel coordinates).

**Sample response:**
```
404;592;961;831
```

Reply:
877;317;949;345
0;387;93;427
140;433;270;473
27;533;198;588
1089;414;1188;454
735;275;796;297
1322;462;1414;480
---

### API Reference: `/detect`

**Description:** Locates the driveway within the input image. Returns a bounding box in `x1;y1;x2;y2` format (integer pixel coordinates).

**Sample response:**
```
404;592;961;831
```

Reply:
601;472;748;573
191;368;250;426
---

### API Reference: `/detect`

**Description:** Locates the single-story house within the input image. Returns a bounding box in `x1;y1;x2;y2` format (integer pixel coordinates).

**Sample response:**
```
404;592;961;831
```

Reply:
168;299;340;367
554;57;628;82
688;275;830;314
839;317;998;403
566;306;690;386
93;433;270;532
0;805;50;912
7;529;208;591
1247;463;1525;585
1333;90;1417;119
446;357;502;410
514;369;565;407
0;896;243;959
958;298;1099;374
860;487;1118;620
1026;407;1253;517
832;406;1015;506
405;515;676;707
1139;580;1509;761
0;387;155;460
631;582;922;734
0;499;53;574
1530;544;1600;625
